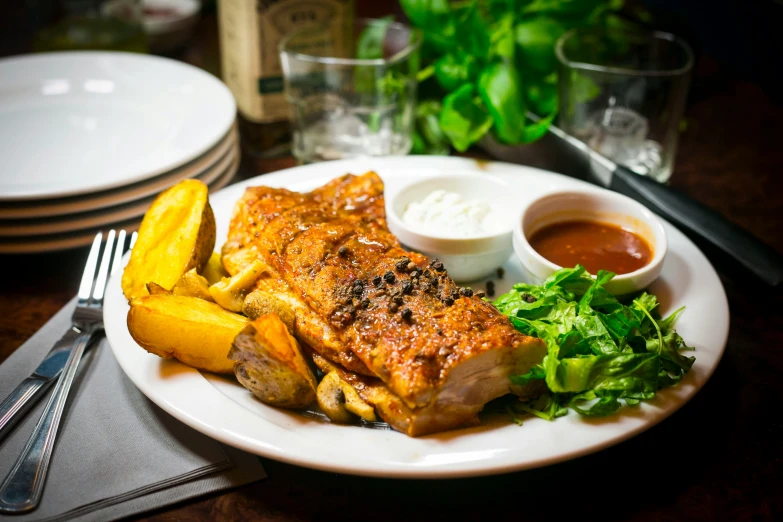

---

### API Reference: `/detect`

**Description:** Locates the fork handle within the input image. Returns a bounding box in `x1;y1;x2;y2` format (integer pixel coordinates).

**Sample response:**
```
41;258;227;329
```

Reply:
0;328;95;513
0;377;52;444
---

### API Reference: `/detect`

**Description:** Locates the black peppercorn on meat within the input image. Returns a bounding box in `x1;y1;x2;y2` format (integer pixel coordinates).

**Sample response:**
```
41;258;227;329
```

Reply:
221;172;545;437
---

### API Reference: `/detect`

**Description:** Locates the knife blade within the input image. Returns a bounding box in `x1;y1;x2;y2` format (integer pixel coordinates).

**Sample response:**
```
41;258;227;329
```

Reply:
0;326;87;443
527;111;783;287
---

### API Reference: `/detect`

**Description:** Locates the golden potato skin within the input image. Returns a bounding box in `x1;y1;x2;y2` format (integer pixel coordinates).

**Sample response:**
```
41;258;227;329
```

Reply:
229;314;317;409
121;179;216;300
127;294;247;374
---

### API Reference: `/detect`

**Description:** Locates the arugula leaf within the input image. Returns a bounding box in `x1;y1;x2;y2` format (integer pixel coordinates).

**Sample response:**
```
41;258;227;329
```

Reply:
510;365;546;386
578;269;616;313
575;314;619;355
498;265;696;419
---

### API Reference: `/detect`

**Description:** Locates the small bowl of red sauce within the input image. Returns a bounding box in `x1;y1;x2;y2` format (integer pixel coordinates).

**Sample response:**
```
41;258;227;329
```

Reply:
513;188;667;295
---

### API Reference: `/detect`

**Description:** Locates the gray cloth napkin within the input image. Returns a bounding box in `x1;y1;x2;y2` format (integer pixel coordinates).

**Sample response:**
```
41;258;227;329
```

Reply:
0;298;266;522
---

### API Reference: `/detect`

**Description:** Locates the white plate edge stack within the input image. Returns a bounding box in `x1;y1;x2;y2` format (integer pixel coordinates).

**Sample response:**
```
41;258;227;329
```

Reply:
0;51;240;254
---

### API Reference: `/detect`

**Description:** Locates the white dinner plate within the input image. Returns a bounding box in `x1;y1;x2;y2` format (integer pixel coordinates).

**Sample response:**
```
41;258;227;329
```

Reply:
0;150;238;254
0;140;239;236
103;156;729;478
0;51;235;200
0;123;238;220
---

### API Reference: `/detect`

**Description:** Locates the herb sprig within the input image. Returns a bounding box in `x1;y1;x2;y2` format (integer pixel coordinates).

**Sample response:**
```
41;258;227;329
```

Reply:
493;265;695;420
398;0;645;154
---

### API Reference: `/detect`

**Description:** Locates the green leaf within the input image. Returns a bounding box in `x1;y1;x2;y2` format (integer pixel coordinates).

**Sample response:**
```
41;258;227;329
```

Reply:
400;0;451;29
412;100;450;155
525;76;558;117
519;108;557;143
575;314;618;355
510;365;546;386
434;52;479;91
489;13;516;60
499;265;695;419
438;83;493;152
577;269;616;314
514;16;566;73
356;16;394;59
569;390;623;416
478;62;527;144
544;264;586;289
545;351;659;395
657;306;685;331
598;307;642;340
454;2;492;60
400;0;456;56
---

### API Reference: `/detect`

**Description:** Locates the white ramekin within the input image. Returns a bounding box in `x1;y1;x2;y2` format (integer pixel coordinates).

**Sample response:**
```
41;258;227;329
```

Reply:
386;174;515;283
513;188;668;295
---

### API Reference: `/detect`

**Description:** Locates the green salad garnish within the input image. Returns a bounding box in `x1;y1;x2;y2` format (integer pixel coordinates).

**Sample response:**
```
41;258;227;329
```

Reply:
494;265;695;420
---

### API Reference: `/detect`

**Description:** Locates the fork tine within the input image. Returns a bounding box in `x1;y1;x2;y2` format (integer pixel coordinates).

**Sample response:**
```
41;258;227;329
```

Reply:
110;229;127;275
77;233;103;301
92;230;116;302
129;231;138;250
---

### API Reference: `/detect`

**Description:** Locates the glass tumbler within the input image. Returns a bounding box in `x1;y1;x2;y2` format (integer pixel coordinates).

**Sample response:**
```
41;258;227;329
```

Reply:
556;28;693;183
280;18;422;163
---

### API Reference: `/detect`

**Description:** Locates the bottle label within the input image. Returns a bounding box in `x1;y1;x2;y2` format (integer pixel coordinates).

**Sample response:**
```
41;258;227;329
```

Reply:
218;0;351;124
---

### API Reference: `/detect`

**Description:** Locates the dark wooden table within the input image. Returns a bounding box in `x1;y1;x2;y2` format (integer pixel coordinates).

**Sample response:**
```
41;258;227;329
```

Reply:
2;11;782;522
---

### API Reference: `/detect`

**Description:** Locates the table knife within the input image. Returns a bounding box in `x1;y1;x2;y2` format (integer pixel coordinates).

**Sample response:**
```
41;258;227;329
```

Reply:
0;326;86;443
528;111;783;287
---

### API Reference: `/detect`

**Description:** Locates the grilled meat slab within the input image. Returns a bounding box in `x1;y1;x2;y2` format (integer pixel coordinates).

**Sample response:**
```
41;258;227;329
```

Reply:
223;172;546;436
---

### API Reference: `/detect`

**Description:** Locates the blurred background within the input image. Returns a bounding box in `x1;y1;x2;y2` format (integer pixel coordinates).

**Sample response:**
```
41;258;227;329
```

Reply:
2;0;781;101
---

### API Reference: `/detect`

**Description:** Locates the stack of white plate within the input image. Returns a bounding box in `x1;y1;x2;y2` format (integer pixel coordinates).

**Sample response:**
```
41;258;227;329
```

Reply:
0;52;239;254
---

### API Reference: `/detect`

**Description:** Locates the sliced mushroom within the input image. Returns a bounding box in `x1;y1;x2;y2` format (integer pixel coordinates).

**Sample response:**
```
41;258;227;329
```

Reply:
209;259;266;312
316;371;377;423
171;268;214;301
242;290;295;331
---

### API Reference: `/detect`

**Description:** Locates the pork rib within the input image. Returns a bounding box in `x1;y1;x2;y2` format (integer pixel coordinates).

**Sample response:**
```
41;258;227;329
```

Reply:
223;172;546;436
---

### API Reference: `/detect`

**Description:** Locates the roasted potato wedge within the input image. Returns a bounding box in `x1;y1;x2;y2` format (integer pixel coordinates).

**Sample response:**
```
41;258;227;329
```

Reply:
171;269;214;302
145;282;171;296
229;314;317;409
242;290;295;331
122;179;216;300
209;259;266;312
127;294;247;374
201;252;229;285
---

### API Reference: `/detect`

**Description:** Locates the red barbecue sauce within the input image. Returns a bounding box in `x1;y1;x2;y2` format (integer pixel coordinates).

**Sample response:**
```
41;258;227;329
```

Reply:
528;220;652;275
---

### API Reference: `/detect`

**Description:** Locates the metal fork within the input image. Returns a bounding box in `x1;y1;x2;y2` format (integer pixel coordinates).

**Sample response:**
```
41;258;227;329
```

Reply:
0;229;136;513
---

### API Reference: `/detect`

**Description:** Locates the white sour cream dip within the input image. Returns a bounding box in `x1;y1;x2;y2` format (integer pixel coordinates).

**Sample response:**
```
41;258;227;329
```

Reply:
401;189;508;238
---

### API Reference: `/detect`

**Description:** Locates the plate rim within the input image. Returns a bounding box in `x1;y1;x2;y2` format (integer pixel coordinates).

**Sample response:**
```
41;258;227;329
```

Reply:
103;156;730;478
0;149;239;254
0;139;238;236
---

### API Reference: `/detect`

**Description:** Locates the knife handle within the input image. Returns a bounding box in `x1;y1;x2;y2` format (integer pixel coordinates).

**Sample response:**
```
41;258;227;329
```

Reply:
0;378;52;444
610;165;783;287
0;328;94;513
